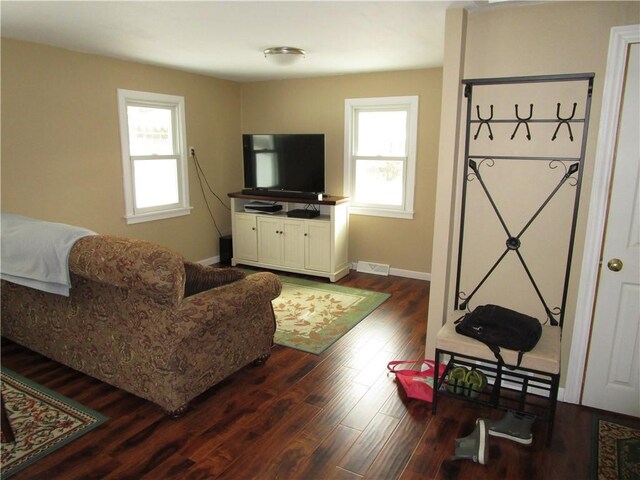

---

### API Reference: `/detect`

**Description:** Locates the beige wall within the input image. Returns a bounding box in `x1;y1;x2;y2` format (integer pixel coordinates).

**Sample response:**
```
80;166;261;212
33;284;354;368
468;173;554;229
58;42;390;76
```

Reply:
426;1;640;386
2;40;442;274
240;69;443;274
1;38;242;261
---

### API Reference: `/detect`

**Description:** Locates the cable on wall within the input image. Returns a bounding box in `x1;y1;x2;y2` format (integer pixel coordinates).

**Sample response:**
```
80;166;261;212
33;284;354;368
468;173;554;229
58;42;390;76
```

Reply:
190;148;231;238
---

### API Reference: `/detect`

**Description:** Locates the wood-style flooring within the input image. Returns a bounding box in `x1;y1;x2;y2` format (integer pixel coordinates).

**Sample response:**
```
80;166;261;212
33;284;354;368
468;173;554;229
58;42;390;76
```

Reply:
0;271;630;479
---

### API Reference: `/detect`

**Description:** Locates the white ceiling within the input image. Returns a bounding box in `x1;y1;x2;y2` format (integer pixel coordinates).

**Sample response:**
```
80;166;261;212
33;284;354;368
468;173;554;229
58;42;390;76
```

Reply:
0;0;483;82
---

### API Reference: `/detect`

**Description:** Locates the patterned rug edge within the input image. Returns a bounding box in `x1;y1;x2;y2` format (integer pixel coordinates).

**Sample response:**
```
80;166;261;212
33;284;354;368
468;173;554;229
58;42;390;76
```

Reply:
273;275;390;354
591;414;640;480
1;367;109;479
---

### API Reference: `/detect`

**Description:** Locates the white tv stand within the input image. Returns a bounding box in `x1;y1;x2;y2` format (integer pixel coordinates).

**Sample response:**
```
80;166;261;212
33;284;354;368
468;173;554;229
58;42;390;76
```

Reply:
228;192;350;282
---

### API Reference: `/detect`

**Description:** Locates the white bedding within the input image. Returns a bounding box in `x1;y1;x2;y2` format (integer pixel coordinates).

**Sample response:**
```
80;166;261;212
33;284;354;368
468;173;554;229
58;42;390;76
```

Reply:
0;213;96;296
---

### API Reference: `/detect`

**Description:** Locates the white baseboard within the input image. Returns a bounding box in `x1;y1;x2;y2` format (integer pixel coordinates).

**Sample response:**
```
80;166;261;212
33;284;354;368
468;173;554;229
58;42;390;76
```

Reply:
199;257;430;279
389;267;431;281
197;256;219;266
349;262;430;281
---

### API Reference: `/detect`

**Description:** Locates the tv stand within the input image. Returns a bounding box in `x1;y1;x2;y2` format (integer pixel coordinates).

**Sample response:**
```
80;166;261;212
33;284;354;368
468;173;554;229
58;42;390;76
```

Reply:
228;192;350;282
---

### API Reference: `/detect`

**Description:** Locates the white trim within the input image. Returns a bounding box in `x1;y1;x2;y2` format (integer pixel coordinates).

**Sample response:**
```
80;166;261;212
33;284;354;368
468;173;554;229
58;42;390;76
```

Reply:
197;256;220;266
347;262;430;281
349;206;414;219
124;206;193;224
343;96;419;219
389;267;431;281
117;89;190;225
201;258;431;281
565;25;640;405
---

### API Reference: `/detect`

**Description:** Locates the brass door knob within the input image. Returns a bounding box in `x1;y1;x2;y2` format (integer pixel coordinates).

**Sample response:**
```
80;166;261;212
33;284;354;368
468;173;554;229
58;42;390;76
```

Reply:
607;258;623;272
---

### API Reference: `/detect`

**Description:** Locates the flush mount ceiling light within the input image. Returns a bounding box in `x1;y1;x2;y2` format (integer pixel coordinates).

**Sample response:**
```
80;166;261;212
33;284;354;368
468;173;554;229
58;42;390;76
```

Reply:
263;46;306;66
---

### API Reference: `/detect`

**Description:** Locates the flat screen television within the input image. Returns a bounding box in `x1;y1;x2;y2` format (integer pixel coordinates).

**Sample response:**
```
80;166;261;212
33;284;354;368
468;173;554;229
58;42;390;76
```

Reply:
242;134;325;196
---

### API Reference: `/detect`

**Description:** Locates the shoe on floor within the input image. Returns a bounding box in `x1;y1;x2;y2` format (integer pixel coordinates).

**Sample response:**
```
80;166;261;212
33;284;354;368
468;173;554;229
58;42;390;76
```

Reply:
485;410;535;445
451;418;489;465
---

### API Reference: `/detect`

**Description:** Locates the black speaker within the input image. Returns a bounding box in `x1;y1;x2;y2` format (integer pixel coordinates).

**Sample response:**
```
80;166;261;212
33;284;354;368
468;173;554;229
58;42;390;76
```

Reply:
219;235;232;265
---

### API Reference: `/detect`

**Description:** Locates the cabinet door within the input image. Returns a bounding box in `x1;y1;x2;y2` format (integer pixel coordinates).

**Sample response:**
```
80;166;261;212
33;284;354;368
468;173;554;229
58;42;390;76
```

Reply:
234;213;258;261
281;219;305;268
257;216;281;265
305;221;331;272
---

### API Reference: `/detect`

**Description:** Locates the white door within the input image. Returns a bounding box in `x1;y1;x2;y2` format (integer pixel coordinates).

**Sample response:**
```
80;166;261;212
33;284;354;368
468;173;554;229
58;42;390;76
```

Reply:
257;216;282;265
234;213;258;261
281;219;305;268
305;221;331;272
582;42;640;416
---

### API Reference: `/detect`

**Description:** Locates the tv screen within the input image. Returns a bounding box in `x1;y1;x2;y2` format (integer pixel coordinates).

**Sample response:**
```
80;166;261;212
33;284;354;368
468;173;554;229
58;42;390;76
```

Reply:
243;134;325;194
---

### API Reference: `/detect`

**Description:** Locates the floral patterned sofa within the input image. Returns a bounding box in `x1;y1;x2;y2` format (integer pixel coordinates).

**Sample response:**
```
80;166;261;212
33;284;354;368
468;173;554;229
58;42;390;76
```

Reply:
1;235;282;416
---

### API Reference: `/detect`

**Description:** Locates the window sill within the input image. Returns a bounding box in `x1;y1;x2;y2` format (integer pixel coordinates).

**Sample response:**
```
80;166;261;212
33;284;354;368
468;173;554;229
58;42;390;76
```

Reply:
125;206;193;225
349;206;414;220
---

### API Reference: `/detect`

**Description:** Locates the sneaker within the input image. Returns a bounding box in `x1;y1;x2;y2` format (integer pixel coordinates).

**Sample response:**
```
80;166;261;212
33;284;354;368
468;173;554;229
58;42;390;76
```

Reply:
446;366;468;395
485;410;535;445
451;418;489;465
464;369;487;399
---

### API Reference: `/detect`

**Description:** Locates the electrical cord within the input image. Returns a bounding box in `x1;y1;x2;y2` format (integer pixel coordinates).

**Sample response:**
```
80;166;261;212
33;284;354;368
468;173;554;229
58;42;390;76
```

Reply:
190;150;230;238
191;151;231;211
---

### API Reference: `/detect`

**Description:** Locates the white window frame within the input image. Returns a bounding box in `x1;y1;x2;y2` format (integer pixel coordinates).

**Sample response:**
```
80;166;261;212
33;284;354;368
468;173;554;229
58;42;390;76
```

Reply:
117;89;191;224
343;96;418;219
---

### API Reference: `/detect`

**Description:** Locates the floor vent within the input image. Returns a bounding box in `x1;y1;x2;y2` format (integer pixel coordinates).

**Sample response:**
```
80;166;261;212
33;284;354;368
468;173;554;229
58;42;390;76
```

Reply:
356;261;390;276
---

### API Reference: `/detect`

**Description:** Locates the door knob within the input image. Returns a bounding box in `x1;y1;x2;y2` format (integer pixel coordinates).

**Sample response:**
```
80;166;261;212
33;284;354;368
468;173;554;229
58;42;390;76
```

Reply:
607;258;623;272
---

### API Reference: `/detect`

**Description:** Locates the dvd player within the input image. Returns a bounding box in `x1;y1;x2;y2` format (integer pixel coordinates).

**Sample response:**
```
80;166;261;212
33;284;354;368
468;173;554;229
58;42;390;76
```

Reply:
244;201;283;214
287;209;320;219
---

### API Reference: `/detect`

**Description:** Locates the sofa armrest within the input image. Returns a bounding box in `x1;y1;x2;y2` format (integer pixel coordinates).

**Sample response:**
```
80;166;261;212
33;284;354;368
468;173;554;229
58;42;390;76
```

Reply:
69;235;185;307
184;262;246;297
172;271;282;338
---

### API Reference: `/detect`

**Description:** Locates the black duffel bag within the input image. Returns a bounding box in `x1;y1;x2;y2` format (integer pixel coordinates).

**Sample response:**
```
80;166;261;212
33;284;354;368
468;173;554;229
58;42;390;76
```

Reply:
454;304;542;367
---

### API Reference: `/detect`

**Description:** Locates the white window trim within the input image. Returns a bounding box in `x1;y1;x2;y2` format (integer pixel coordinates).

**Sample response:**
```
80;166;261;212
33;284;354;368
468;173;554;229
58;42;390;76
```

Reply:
343;96;418;219
117;89;191;224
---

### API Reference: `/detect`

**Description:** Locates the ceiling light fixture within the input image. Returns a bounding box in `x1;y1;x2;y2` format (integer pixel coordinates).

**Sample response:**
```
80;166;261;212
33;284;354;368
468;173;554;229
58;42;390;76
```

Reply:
263;46;306;66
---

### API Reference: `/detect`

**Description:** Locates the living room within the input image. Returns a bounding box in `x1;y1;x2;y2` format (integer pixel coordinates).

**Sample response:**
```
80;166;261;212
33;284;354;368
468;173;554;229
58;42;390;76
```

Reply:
2;1;639;478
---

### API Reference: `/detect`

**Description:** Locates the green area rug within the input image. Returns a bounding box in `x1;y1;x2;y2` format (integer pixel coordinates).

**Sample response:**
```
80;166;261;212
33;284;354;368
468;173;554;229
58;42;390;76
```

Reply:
592;415;640;480
272;275;390;354
1;367;108;478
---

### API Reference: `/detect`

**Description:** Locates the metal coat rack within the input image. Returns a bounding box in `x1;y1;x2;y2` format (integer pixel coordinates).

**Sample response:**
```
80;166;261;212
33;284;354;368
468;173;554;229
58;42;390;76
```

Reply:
454;73;594;328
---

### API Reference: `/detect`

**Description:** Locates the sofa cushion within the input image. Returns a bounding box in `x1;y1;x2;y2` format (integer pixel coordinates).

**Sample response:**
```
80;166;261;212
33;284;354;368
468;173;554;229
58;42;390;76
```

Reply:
69;235;185;306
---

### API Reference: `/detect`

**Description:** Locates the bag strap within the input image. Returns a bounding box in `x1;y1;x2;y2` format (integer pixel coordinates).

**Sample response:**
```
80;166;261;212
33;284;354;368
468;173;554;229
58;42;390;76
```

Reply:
488;344;525;369
387;359;432;373
454;313;467;324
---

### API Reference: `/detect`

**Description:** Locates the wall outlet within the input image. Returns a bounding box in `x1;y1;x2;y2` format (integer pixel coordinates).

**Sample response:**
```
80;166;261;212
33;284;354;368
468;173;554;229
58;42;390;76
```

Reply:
189;146;195;156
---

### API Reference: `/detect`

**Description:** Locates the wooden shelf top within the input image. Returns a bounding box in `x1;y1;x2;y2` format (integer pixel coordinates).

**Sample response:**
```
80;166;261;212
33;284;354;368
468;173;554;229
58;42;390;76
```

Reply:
228;191;349;206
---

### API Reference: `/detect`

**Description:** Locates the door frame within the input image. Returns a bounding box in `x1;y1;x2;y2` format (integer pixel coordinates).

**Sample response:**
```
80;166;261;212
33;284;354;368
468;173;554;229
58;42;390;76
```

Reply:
565;25;640;404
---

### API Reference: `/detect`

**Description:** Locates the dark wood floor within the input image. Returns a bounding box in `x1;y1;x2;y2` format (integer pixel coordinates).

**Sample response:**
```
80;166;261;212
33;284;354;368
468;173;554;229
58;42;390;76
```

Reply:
0;271;631;479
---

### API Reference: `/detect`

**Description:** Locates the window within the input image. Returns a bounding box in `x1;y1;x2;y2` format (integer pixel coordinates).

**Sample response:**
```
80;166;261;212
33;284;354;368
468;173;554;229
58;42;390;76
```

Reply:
344;96;418;219
117;89;191;224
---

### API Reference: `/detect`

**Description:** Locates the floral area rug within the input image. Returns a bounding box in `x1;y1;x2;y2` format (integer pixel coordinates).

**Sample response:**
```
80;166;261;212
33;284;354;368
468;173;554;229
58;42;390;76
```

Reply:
272;275;390;354
592;415;640;480
1;367;108;478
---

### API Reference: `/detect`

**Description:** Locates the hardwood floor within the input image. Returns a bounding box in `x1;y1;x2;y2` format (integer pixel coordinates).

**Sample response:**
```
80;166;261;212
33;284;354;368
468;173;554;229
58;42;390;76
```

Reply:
0;271;631;479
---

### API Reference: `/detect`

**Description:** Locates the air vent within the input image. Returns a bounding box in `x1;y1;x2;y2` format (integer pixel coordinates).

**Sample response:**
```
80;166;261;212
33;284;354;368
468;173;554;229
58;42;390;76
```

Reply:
356;261;390;276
